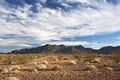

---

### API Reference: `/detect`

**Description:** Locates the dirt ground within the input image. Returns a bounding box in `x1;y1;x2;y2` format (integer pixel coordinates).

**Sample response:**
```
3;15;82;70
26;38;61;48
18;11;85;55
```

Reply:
0;71;120;80
0;54;120;80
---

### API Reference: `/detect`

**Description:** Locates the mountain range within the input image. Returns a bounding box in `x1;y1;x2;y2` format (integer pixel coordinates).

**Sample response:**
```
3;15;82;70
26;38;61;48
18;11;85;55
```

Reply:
8;44;120;54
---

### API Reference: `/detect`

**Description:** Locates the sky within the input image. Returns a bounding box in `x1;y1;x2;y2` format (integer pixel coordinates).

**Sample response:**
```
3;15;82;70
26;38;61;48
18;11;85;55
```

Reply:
0;0;120;52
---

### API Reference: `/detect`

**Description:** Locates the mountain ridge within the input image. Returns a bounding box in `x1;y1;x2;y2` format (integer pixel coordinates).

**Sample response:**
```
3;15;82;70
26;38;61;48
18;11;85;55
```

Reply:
7;44;120;54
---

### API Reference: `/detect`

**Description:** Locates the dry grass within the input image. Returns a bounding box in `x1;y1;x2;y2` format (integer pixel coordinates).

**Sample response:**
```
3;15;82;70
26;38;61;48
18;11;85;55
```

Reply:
84;53;97;62
111;53;120;63
73;53;83;61
0;54;51;65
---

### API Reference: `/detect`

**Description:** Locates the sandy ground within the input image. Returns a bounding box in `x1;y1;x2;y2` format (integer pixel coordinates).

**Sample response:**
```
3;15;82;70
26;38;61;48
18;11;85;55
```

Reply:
0;70;120;80
0;54;120;80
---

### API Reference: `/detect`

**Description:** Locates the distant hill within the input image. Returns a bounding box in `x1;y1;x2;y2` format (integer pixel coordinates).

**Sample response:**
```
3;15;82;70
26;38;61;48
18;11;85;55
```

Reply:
8;44;120;54
0;52;3;54
98;46;120;54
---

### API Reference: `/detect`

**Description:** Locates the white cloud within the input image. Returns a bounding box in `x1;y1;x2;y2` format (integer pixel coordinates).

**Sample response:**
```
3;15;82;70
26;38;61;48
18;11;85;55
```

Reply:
85;41;120;49
117;37;120;41
0;0;120;51
0;38;28;46
66;0;89;3
42;41;89;46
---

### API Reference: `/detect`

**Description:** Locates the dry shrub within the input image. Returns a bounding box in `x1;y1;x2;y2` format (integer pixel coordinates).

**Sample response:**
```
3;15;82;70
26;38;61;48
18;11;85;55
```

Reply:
33;53;47;59
42;60;49;64
2;68;9;73
3;54;36;64
84;53;97;62
91;58;101;63
52;56;58;61
7;77;19;80
111;53;120;63
9;65;21;71
69;60;77;65
84;65;99;71
17;55;31;64
4;54;18;64
52;65;63;70
106;67;113;71
74;53;83;61
36;64;47;70
103;62;118;68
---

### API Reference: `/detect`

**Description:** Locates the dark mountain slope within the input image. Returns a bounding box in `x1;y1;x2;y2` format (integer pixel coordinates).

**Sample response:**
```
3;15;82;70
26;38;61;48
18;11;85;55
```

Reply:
98;46;120;54
9;44;120;54
10;44;96;54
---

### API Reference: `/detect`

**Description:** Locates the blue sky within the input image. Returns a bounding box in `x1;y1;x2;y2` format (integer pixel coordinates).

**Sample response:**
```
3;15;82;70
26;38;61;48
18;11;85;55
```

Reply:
0;0;120;52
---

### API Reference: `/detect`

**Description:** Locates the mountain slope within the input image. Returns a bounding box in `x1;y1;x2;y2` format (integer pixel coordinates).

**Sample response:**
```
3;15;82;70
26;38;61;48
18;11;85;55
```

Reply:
9;44;120;54
10;44;95;54
98;46;120;54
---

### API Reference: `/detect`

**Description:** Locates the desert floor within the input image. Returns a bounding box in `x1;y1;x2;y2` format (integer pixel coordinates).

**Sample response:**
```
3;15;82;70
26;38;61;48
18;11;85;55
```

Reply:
0;53;120;80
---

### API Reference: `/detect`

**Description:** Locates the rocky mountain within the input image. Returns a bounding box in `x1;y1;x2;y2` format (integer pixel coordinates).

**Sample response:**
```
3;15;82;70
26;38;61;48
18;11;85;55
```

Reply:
9;44;95;54
9;44;120;54
98;46;120;54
